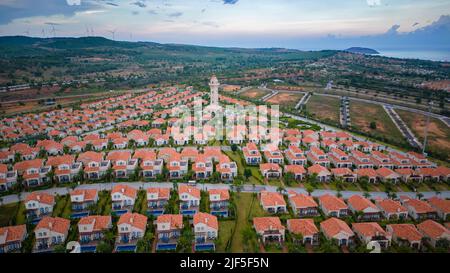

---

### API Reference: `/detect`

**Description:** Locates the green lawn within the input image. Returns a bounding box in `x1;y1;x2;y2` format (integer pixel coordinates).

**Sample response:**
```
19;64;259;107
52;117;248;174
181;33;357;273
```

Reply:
267;179;283;187
133;191;147;215
216;220;235;253
0;202;19;227
97;191;112;216
52;195;69;218
15;202;27;225
230;193;257;253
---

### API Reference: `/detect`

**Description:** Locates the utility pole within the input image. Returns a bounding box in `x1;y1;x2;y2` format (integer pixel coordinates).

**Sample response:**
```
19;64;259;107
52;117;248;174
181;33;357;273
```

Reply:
422;101;433;155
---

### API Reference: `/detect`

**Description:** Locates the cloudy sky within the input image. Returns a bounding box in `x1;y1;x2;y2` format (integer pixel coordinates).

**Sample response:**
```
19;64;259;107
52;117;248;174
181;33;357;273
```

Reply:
0;0;449;49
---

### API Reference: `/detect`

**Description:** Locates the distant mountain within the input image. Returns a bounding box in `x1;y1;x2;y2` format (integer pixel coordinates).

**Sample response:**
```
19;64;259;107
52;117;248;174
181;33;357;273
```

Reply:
345;47;379;55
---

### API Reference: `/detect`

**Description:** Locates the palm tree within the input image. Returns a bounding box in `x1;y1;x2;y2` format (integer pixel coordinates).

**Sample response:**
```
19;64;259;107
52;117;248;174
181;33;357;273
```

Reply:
276;186;285;195
363;192;370;199
335;177;344;190
105;167;114;182
336;191;342;198
416;192;424;200
306;185;314;196
46;169;55;186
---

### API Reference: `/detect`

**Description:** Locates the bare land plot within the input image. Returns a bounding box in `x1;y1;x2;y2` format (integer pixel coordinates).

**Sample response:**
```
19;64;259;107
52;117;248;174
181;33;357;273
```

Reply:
240;88;270;99
266;92;304;107
305;95;340;125
349;101;406;145
397;110;450;160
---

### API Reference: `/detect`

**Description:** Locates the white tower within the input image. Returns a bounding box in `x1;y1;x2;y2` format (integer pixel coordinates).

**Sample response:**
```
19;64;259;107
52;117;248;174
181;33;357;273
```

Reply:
209;75;220;106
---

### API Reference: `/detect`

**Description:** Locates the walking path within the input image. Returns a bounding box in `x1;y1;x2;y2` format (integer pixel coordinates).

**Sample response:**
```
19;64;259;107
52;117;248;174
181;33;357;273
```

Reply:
1;181;447;206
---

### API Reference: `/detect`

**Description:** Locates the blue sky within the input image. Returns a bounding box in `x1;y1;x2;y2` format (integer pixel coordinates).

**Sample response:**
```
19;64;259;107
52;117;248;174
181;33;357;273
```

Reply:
0;0;449;49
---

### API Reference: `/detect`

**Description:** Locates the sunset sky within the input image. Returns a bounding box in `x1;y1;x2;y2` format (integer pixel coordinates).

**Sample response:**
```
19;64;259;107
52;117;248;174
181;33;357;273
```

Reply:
0;0;449;49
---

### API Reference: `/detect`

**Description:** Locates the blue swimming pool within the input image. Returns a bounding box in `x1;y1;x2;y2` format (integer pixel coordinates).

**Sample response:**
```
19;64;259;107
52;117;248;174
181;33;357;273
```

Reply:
156;244;177;251
181;210;196;216
115;245;137;252
211;211;229;217
113;210;128;216
195;244;215;251
148;210;164;216
80;245;97;253
71;212;89;219
29;218;41;225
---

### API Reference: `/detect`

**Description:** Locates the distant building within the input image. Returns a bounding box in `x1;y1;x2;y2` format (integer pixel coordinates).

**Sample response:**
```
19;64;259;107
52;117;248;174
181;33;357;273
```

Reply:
209;75;220;106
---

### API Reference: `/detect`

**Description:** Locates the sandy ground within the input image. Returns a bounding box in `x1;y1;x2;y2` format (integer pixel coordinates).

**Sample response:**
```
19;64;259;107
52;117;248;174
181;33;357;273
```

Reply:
266;92;303;106
241;88;270;99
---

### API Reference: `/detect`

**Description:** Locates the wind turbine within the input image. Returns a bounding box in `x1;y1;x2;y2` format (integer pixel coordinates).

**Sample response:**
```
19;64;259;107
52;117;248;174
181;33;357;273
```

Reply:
107;29;117;41
50;25;58;37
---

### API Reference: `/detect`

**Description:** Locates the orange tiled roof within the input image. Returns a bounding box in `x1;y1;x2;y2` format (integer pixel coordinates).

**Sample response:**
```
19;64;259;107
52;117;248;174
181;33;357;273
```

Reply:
388;224;423;242
111;185;137;199
25;192;54;205
319;194;347;211
417;220;449;240
352;222;387;238
157;214;183;229
208;189;230;201
347;195;378;211
118;213;147;231
260;191;286;207
287;219;318;236
78;215;111;231
0;225;27;243
289;193;317;208
253;217;284;232
193;212;218;230
36;216;70;234
320;217;354;237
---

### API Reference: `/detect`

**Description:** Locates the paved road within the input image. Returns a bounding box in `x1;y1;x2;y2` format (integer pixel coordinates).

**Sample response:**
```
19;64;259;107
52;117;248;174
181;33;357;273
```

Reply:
1;181;447;206
340;96;350;128
384;105;422;148
264;88;449;127
261;90;278;102
295;92;310;110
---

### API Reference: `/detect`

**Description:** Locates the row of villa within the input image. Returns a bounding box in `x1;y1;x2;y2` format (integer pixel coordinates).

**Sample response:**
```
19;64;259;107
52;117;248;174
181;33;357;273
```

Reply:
1;182;448;253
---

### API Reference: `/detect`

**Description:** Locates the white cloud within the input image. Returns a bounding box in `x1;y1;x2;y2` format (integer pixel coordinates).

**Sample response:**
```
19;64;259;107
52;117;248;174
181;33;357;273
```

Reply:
366;0;381;6
66;0;81;6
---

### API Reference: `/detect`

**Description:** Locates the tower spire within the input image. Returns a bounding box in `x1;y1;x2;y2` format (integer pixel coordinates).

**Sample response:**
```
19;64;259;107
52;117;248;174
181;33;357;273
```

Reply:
209;75;220;106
